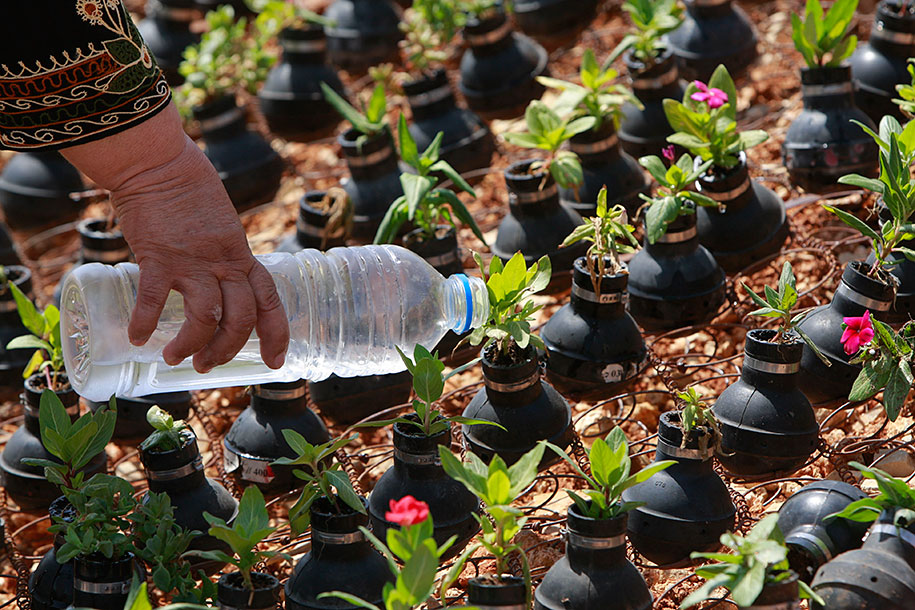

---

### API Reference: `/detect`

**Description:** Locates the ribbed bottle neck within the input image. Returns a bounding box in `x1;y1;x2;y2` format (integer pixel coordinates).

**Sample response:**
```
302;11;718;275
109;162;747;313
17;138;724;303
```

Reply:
442;274;488;334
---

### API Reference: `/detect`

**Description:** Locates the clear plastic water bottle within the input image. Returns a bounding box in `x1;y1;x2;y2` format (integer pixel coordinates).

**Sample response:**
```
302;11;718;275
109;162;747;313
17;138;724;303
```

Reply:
61;245;488;401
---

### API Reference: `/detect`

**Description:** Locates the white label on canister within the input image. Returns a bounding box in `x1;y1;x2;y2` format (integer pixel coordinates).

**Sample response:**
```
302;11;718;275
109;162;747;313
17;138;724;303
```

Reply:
600;363;625;383
223;446;276;484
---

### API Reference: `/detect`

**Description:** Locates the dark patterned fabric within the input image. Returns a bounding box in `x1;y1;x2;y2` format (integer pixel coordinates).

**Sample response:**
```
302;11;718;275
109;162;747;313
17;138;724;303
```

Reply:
0;0;171;150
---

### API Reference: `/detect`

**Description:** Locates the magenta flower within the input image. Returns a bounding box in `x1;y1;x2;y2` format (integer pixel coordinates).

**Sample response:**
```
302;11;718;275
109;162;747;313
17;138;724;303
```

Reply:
691;81;729;109
662;145;675;162
841;310;874;355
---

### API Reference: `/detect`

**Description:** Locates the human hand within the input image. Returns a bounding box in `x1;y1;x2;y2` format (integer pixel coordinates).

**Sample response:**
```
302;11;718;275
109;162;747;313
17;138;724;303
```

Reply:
61;103;289;373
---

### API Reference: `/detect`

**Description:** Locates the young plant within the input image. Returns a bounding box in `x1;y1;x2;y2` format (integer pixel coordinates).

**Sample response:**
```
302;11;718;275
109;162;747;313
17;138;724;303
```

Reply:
561;186;639;290
6;282;65;389
412;0;464;43
503;101;596;191
439;444;545;605
790;0;858;69
894;60;915;118
131;492;215;605
537;49;642;131
542;427;674;519
638;152;716;244
124;578;210;610
21;390;116;492
677;387;721;450
832;118;915;279
608;0;684;65
249;0;332;36
458;0;511;16
844;313;913;421
271;433;365;534
464;251;551;363
177;6;276;112
187;486;290;592
400;8;449;75
359;344;496;436
374;115;485;245
319;496;453;610
828;462;915;526
54;474;138;563
322;82;388;145
140;406;193;453
681;514;823;608
663;65;768;171
741;261;831;365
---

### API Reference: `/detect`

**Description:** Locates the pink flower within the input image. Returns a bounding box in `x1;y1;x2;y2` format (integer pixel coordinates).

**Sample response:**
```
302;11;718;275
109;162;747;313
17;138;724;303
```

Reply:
385;495;429;526
662;145;675;162
690;81;729;109
841;310;875;355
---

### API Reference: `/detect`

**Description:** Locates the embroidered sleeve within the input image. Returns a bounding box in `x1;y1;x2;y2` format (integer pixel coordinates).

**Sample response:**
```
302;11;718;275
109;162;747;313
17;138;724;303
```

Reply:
0;0;171;150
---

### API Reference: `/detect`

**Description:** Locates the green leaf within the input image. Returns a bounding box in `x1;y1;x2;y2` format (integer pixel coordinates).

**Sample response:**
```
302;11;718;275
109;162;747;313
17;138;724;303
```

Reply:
366;84;387;124
838;173;886;195
397;114;419;168
317;592;381;610
639;155;670;184
322;82;373;135
823;205;881;241
506;444;545;498
400;173;435;219
707;64;738;123
9;282;44;338
883;362;913;421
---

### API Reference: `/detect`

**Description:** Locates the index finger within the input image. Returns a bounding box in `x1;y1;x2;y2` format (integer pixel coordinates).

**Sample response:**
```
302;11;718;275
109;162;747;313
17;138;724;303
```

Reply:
248;262;289;369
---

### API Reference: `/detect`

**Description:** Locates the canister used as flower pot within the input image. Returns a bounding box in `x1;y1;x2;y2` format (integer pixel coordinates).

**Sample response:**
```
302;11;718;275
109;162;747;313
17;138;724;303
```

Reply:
468;576;527;610
713;329;819;478
140;429;238;570
86;392;192;440
339;127;404;242
492;160;587;293
369;418;480;559
559;122;649;218
308;371;412;427
137;0;200;85
277;190;349;253
0;266;33;388
665;0;758;82
217;572;281;610
403;69;495;180
811;509;915;609
512;0;600;50
324;0;402;74
72;553;139;610
403;227;475;366
797;261;896;404
53;217;131;306
224;380;329;493
285;497;392;610
743;573;802;609
867;203;914;324
694;152;788;272
0;151;84;230
627;212;727;331
29;497;75;610
462;348;573;470
192;95;284;211
622;411;735;566
459;7;548;120
534;506;652;610
619;50;687;160
259;26;348;142
540;257;647;397
777;480;869;582
0;374;107;510
782;65;879;193
849;0;915;123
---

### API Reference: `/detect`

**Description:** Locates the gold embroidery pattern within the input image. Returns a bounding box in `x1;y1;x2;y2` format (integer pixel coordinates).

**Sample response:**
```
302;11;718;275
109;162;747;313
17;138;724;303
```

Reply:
0;1;170;149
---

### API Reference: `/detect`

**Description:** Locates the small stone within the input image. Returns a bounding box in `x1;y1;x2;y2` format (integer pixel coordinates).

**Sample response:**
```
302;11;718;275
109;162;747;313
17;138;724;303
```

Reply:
873;448;915;478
